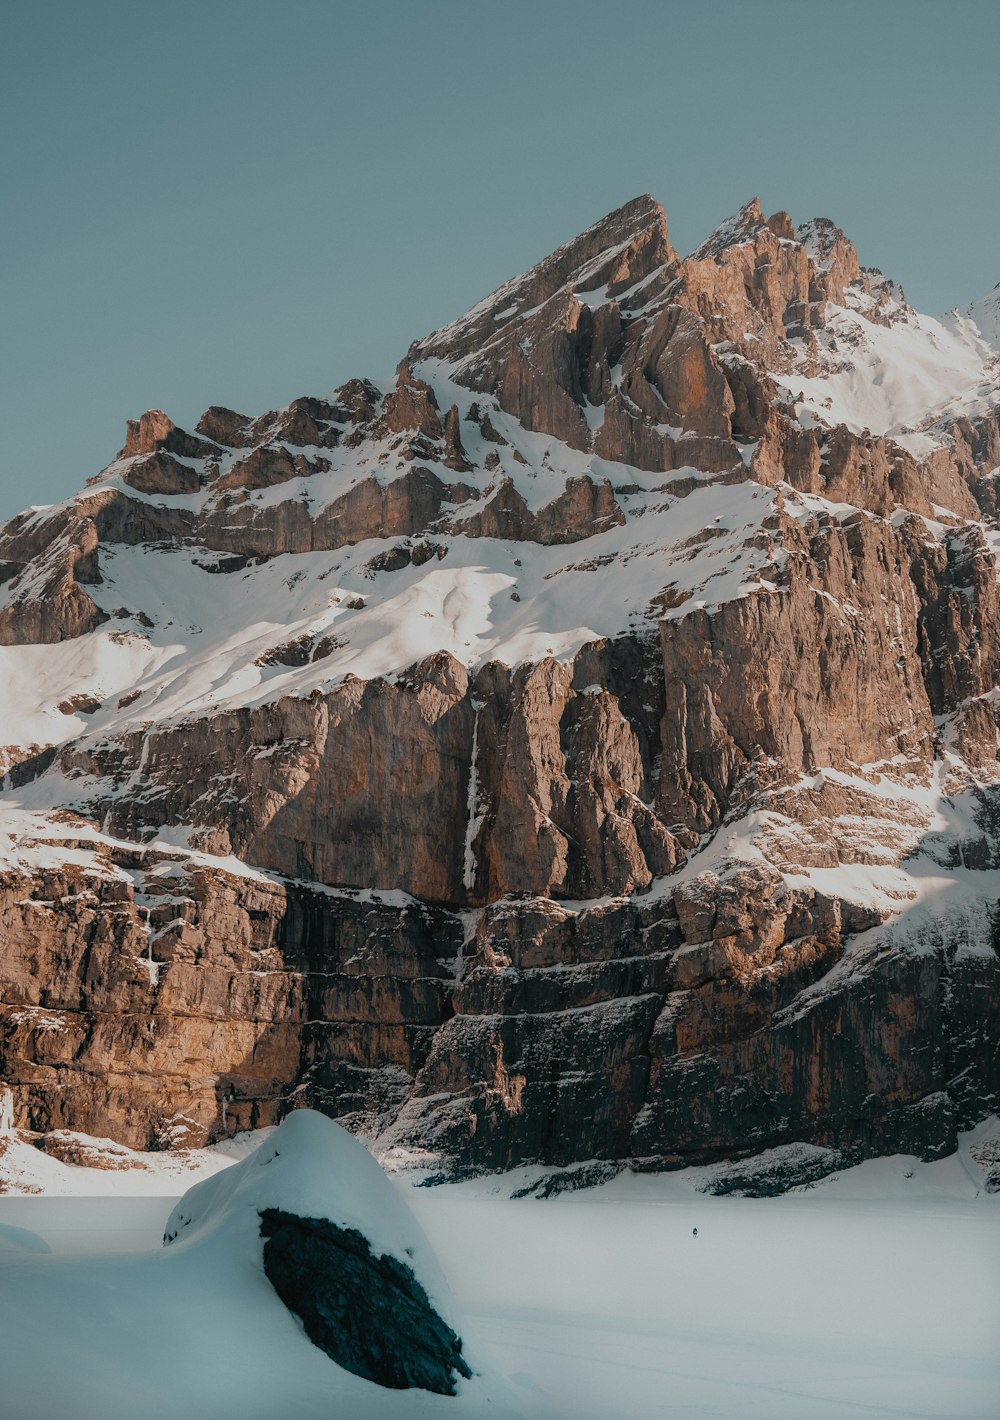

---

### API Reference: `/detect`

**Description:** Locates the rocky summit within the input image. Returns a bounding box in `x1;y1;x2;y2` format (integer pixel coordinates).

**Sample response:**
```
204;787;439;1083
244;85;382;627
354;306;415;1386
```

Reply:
1;194;998;1183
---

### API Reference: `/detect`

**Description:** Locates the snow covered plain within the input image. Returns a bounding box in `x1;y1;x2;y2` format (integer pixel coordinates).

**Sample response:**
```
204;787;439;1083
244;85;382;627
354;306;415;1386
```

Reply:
0;1120;997;1420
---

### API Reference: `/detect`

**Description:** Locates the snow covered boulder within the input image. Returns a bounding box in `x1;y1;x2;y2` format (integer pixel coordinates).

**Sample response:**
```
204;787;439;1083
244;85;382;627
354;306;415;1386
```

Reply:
164;1110;473;1396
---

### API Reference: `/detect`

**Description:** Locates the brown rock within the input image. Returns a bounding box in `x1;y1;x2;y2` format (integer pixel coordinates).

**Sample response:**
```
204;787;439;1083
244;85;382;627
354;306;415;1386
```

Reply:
119;409;176;458
1;191;999;1189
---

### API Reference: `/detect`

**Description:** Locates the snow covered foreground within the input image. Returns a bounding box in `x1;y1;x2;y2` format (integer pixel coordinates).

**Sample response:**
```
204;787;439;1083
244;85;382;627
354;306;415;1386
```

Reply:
0;1118;997;1419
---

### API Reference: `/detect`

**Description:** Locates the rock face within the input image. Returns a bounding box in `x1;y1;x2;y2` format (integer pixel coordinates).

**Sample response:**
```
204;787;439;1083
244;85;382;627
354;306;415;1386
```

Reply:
0;840;457;1146
1;193;999;1184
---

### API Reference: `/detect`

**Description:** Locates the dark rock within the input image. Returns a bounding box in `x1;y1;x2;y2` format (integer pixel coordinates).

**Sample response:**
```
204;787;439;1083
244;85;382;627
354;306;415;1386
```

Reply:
509;1160;624;1198
195;405;255;448
259;1208;471;1394
119;409;218;461
695;1143;847;1197
122;452;202;496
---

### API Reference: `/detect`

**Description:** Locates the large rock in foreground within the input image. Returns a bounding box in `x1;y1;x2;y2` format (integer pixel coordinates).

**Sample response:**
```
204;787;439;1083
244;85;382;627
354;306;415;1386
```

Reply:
164;1110;474;1396
260;1209;471;1393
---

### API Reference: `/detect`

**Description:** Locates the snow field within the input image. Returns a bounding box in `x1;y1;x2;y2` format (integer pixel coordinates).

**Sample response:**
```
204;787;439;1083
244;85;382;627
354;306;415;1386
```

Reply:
0;1121;996;1420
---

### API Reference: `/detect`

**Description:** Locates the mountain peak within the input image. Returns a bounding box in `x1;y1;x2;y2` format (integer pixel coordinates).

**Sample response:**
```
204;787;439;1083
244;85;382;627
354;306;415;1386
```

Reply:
519;191;674;288
689;197;768;261
409;193;676;368
580;192;669;247
118;409;176;459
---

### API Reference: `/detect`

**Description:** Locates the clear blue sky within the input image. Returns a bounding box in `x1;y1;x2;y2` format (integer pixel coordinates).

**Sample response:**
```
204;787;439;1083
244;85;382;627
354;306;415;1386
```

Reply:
3;0;998;519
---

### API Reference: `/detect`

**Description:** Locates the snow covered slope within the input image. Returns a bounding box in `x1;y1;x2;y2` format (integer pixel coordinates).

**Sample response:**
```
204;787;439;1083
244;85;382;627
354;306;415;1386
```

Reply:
0;473;780;754
944;281;1000;353
0;1113;521;1419
0;1116;997;1420
777;296;1000;455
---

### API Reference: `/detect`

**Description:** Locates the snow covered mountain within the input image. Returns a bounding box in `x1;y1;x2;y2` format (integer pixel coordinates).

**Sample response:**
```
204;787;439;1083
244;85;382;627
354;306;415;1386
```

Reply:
0;194;998;1184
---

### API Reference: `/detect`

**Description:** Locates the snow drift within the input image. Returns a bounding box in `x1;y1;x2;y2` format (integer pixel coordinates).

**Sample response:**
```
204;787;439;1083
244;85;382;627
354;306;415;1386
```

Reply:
0;1112;521;1420
164;1109;472;1394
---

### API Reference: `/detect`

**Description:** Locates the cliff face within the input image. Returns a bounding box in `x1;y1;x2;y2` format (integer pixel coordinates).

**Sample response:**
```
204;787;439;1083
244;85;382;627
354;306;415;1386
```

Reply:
1;194;999;1180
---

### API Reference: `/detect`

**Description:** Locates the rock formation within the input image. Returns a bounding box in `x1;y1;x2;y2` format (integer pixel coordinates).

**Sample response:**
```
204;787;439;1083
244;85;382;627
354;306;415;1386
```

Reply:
260;1209;472;1393
163;1111;474;1394
1;193;998;1184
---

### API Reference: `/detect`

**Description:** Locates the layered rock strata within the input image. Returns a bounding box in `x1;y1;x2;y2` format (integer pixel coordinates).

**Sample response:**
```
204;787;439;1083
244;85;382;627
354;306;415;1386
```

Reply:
1;193;999;1181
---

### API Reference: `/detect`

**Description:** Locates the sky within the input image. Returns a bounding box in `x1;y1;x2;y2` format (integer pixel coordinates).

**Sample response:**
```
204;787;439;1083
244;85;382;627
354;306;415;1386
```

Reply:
3;0;999;519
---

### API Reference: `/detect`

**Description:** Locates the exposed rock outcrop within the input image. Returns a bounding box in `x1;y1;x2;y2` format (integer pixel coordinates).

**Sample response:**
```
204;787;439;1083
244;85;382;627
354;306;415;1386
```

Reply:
261;1209;472;1394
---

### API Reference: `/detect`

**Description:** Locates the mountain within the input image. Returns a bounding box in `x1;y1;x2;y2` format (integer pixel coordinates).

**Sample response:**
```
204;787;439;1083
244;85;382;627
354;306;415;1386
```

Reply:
0;194;998;1184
